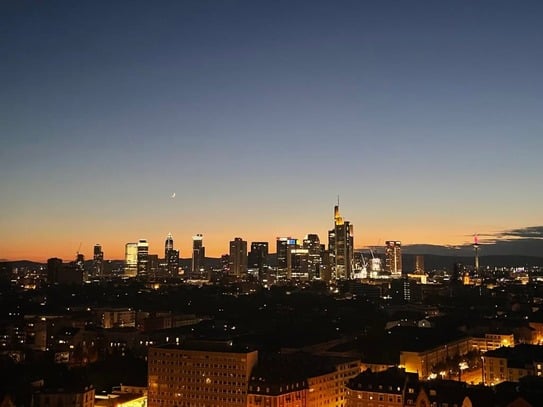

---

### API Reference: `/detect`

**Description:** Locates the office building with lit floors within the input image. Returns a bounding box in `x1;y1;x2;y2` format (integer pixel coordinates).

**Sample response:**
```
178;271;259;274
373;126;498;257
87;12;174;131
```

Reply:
137;239;149;275
148;340;258;407
229;237;248;278
328;204;354;280
124;243;138;277
191;234;205;278
384;241;402;278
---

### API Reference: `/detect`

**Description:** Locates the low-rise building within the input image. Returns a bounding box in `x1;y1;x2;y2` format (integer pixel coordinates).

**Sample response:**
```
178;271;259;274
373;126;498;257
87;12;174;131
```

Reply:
471;332;515;352
345;367;418;407
482;344;543;385
33;385;95;407
247;353;360;407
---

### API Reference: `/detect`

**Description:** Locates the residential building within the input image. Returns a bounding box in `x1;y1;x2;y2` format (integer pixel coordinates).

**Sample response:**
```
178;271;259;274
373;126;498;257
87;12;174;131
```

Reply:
148;340;258;407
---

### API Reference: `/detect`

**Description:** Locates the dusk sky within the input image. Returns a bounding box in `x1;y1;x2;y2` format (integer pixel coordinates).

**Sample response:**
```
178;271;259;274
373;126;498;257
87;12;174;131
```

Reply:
1;1;542;261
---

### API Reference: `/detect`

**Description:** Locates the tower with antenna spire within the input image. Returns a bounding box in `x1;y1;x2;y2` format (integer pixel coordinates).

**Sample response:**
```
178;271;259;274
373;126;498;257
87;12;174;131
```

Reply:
473;234;479;274
165;233;179;276
328;198;354;279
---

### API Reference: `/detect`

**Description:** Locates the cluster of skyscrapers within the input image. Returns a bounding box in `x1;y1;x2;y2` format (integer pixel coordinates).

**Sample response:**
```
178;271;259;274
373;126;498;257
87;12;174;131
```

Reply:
124;236;180;278
118;203;405;282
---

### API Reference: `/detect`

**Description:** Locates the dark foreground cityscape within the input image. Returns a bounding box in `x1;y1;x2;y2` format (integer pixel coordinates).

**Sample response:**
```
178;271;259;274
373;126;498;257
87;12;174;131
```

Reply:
1;204;543;407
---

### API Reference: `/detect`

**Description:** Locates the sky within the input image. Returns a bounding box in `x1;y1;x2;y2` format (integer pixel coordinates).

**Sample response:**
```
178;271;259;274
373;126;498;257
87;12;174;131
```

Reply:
1;1;542;261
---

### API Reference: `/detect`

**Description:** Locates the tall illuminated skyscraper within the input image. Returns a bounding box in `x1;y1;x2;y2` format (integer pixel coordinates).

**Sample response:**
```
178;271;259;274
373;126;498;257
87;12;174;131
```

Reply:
191;234;205;277
164;233;173;256
164;233;179;276
93;244;104;277
287;248;309;279
303;234;321;280
124;243;138;277
276;237;296;271
384;241;402;278
229;237;248;278
328;203;354;279
249;242;268;281
137;239;149;276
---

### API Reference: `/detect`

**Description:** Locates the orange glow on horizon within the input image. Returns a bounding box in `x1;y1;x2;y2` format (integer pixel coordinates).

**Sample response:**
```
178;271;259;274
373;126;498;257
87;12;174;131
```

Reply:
2;229;480;263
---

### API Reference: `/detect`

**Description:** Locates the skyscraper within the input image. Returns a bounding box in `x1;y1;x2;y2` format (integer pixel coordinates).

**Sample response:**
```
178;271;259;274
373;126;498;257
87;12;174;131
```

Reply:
191;234;205;277
124;243;138;277
47;257;63;283
164;233;173;256
93;244;104;277
229;237;248;278
328;203;354;279
164;233;179;276
276;237;296;271
248;242;268;281
137;239;149;276
287;248;309;279
303;234;321;280
385;240;402;277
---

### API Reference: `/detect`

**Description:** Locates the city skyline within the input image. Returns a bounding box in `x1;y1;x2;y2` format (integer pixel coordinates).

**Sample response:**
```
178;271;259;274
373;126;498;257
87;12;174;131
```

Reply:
2;1;543;262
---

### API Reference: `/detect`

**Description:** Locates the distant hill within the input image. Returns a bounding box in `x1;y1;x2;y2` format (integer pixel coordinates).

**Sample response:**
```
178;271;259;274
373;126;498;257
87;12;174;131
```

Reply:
402;239;543;257
0;260;44;270
402;254;543;272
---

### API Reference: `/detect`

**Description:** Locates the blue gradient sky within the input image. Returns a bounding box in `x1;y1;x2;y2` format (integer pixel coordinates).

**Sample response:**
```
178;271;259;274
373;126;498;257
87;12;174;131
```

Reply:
1;1;542;261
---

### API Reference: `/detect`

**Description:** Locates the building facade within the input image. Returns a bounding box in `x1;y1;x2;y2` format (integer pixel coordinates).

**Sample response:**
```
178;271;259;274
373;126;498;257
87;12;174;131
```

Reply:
229;238;248;278
164;233;179;276
345;368;418;407
384;241;402;278
191;234;205;277
148;341;258;407
328;204;354;280
124;243;138;277
137;239;149;276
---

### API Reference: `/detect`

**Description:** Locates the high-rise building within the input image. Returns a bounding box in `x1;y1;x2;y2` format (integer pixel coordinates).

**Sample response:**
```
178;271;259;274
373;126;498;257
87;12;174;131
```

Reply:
93;244;104;277
148;254;159;277
164;233;179;276
137;239;149;276
229;238;248;278
276;237;297;271
47;257;84;285
148;341;258;407
248;242;268;281
328;203;354;279
303;234;321;280
125;243;138;277
47;257;64;283
191;234;205;277
287;248;309;279
385;241;402;277
164;233;173;256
